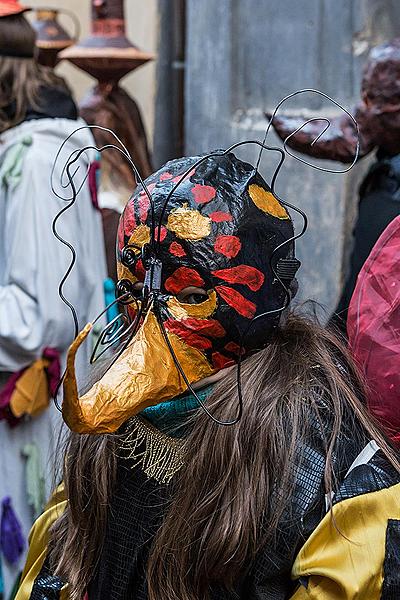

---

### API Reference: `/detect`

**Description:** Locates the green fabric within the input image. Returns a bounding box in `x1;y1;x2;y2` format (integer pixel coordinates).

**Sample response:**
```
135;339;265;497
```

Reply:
140;384;214;437
21;443;46;520
0;137;32;190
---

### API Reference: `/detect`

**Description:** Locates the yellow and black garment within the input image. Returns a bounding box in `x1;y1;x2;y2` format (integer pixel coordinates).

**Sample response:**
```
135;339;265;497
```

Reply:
15;486;67;600
16;415;400;600
291;444;400;599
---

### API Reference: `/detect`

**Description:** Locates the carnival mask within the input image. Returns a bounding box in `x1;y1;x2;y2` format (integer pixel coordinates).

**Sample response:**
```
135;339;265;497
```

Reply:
63;152;299;433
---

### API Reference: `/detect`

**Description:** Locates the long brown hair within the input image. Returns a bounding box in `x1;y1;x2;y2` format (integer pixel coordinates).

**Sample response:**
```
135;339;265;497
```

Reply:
0;14;70;133
50;312;399;599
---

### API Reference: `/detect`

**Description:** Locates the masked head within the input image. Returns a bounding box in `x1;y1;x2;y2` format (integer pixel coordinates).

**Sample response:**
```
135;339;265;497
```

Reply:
62;152;300;433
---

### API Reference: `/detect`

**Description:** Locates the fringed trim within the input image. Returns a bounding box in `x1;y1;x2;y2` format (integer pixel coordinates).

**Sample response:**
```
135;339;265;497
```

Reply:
119;417;186;484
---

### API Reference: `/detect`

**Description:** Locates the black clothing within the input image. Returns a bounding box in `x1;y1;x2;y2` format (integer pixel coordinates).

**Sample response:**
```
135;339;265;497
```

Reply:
3;85;78;126
27;396;400;600
87;405;368;600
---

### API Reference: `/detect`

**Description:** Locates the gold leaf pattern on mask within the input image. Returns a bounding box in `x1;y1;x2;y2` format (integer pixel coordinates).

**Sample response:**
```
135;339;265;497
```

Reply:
128;223;151;247
117;262;138;283
249;184;289;219
167;205;211;240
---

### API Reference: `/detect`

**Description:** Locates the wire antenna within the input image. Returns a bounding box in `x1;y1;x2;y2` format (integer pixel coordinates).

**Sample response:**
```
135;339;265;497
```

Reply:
256;88;360;173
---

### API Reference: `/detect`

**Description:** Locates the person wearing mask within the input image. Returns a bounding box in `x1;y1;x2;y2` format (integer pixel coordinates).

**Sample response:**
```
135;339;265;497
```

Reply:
15;150;400;600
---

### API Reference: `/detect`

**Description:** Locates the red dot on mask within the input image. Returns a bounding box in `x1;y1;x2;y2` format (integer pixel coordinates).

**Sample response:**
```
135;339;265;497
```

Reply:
138;191;150;223
165;267;205;295
214;235;242;258
213;266;265;291
192;183;216;204
123;205;136;236
215;285;256;319
210;211;233;222
169;242;186;257
160;172;173;181
138;183;155;223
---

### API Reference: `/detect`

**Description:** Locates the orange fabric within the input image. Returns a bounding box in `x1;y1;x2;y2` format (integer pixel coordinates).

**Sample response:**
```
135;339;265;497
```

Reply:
9;357;51;418
0;0;29;17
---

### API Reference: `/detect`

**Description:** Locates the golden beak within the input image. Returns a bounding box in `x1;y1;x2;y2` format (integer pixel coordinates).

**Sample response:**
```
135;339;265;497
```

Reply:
62;309;215;434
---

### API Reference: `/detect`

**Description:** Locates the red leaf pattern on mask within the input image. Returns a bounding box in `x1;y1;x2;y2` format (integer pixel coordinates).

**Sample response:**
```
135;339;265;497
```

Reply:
165;267;205;295
213;266;264;291
214;235;242;258
215;285;256;319
164;320;212;350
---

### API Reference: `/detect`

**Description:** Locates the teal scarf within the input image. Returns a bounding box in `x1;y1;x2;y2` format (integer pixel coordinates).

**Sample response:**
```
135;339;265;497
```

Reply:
140;385;214;438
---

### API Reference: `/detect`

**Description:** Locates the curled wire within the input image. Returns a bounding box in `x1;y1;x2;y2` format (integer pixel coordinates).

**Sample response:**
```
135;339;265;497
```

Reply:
51;125;157;330
90;295;140;364
50;125;156;408
258;88;360;173
156;141;285;245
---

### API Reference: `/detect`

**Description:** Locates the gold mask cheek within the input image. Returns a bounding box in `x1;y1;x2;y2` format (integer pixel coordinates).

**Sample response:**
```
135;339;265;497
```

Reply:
62;311;215;434
166;290;218;320
117;262;138;284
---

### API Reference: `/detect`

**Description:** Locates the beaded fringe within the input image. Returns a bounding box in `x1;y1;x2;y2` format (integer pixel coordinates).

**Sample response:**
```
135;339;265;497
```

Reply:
119;416;186;484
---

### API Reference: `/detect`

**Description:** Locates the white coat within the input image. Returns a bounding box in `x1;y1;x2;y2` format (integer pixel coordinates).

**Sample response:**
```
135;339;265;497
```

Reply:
0;117;107;592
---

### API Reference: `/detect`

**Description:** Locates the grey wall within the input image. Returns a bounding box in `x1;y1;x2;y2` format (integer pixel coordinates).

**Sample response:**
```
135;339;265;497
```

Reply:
184;0;400;314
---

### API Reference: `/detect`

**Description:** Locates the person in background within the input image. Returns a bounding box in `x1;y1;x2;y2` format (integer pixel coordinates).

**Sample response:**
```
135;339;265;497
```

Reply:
80;84;153;281
0;1;106;592
347;214;400;446
269;38;400;330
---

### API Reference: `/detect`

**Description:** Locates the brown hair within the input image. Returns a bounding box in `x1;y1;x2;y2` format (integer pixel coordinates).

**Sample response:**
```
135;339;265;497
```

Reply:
50;312;399;599
0;14;70;133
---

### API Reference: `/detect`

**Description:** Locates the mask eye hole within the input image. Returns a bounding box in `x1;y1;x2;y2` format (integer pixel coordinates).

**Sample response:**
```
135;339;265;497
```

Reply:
176;286;208;305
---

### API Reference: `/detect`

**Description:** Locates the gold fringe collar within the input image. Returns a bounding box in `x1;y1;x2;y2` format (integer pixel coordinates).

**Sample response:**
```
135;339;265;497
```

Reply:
119;416;186;485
